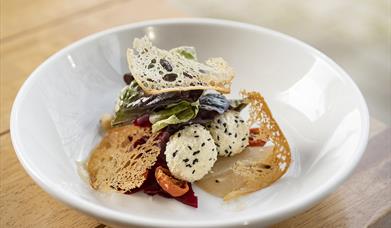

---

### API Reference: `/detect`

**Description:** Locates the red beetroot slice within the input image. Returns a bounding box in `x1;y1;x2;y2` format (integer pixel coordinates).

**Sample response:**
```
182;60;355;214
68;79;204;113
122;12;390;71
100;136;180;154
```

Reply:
124;129;198;208
141;167;198;207
174;183;198;208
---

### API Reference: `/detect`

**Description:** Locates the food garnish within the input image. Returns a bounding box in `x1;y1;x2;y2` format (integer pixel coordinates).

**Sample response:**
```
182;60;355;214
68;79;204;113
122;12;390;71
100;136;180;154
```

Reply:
87;37;291;207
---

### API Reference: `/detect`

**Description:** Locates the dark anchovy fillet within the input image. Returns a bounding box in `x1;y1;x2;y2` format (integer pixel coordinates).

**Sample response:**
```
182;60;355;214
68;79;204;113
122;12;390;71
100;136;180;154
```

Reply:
199;93;230;114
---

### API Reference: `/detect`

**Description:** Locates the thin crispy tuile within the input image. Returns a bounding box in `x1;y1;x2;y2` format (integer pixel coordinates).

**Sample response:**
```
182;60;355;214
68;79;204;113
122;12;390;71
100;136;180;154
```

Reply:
223;90;291;200
87;124;160;193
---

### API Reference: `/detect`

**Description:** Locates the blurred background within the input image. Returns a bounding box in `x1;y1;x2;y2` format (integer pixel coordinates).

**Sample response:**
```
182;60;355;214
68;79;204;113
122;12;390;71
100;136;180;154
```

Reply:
169;0;391;126
1;0;389;128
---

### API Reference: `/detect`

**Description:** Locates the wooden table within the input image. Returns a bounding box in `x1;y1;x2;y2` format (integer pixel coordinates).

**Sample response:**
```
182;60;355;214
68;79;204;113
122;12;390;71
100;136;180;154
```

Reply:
1;0;390;227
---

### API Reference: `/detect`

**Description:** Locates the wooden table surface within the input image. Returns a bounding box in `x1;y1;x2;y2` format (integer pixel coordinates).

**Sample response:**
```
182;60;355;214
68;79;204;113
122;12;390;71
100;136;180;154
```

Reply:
1;0;390;227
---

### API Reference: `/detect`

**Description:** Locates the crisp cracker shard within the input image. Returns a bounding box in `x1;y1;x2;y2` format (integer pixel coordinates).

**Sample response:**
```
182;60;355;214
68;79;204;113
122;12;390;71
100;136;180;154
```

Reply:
196;91;291;201
87;124;160;193
127;36;234;94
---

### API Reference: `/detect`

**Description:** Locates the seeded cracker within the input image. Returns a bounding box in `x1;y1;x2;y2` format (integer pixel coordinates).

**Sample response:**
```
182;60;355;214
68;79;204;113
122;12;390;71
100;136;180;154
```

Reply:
127;37;235;95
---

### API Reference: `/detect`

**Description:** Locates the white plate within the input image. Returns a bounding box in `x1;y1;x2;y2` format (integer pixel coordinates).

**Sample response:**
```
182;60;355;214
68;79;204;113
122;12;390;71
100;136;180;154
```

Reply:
10;18;369;228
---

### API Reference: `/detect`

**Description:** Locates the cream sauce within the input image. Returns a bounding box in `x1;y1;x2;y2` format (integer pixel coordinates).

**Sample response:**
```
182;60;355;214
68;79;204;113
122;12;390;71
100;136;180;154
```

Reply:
196;146;273;198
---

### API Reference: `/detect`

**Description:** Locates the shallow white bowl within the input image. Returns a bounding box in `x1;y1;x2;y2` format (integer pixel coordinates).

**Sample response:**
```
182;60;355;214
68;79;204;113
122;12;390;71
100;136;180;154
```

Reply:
11;18;369;227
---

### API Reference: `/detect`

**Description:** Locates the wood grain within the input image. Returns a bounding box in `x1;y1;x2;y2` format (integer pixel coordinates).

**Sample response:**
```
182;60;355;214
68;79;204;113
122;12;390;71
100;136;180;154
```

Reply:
0;0;110;40
273;129;391;227
1;129;389;227
0;0;186;133
0;134;100;227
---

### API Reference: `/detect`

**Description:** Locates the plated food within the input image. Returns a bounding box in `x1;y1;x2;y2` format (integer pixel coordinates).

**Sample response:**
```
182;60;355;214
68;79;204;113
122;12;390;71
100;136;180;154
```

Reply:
87;37;291;208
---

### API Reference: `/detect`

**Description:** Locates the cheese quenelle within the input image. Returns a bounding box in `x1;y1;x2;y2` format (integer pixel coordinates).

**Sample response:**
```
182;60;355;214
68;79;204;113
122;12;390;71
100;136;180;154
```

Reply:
165;124;218;182
208;110;249;157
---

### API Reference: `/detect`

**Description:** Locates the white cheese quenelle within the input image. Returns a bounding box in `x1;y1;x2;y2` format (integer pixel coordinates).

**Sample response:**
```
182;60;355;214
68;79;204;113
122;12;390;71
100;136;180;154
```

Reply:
165;124;218;182
207;110;249;157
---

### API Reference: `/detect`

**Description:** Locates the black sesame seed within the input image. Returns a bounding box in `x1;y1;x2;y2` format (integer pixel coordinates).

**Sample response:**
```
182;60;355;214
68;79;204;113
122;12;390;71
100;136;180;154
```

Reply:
147;63;154;69
183;158;189;162
186;164;192;168
194;135;199;138
228;132;232;136
147;78;154;82
192;170;195;174
215;179;220;183
228;152;232;156
242;137;246;141
224;128;228;133
163;73;178;82
151;58;156;63
173;150;178;157
235;133;237;138
225;149;229;154
183;72;194;79
217;135;220;141
209;158;212;161
229;145;232;149
193;150;200;155
178;133;181;138
194;130;197;133
160;59;173;72
223;123;227;127
201;142;205;147
217;119;221;124
216;126;219;129
207;138;212;141
215;143;220;147
192;159;199;165
188;146;192;150
240;120;245;123
234;120;238;123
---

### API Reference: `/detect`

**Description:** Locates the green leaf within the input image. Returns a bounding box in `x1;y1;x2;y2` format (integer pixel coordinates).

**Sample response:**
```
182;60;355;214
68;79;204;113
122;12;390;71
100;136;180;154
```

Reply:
112;82;144;125
170;46;197;60
150;101;199;132
229;99;249;112
112;80;202;126
149;101;191;124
